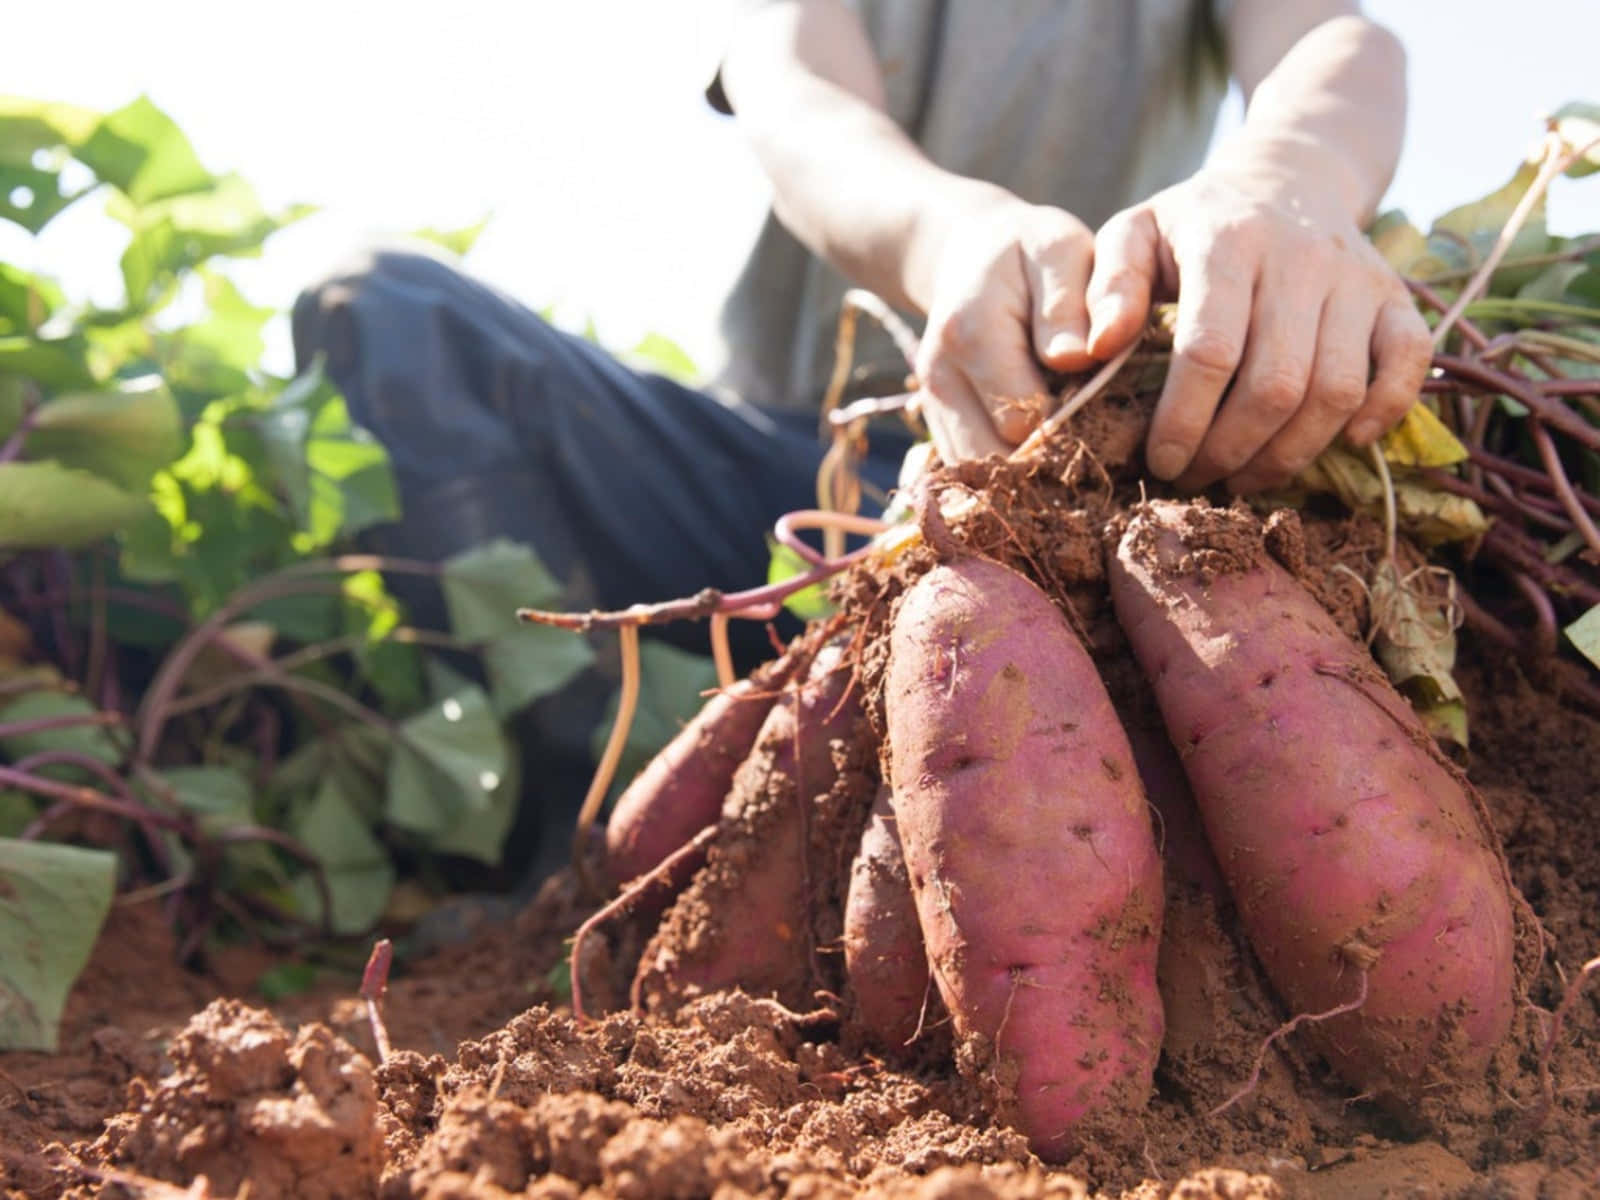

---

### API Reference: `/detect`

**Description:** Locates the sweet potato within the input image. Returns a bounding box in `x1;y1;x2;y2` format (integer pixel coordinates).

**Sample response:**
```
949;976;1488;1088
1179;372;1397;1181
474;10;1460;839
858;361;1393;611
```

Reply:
634;641;869;1012
605;648;803;891
1108;500;1517;1105
842;784;931;1052
884;554;1164;1159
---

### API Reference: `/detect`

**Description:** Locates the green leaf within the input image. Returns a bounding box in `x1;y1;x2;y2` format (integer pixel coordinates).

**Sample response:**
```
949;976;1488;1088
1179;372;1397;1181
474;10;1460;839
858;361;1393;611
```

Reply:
428;752;519;865
387;684;508;836
0;163;81;233
1517;261;1590;305
257;961;320;1001
0;692;128;778
544;956;573;1005
766;538;833;620
288;776;394;934
0;263;64;334
0;461;149;549
1566;604;1600;670
0;791;39;838
1552;101;1600;178
441;539;565;639
593;640;718;798
410;216;489;258
259;365;398;544
167;273;274;381
157;765;254;834
22;379;184;490
0;96;102;163
0;334;96;390
76;96;213;205
1367;210;1438;277
484;624;595;718
113;175;313;307
0;838;116;1051
626;332;700;384
303;396;398;541
1429;161;1551;291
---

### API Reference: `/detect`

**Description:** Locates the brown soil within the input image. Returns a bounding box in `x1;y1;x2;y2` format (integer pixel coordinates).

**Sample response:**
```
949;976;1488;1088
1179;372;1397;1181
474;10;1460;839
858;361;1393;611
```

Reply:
3;404;1598;1200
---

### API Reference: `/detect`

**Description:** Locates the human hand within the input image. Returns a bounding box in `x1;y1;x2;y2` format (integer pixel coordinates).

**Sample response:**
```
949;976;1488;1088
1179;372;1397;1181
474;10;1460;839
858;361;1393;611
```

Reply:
911;189;1099;462
1084;166;1432;493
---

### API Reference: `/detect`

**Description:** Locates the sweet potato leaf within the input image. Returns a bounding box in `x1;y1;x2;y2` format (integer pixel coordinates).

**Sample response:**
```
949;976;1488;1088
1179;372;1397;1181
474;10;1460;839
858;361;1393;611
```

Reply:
0;838;116;1051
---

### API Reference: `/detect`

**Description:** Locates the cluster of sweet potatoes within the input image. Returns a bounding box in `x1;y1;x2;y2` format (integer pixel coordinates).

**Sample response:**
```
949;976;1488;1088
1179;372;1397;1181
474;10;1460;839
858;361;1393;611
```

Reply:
601;496;1525;1161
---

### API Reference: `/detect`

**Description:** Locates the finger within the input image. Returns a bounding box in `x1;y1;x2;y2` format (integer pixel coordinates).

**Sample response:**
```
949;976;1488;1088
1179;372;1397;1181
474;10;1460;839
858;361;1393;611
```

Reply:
918;359;1009;463
1146;239;1255;482
926;300;1055;446
1026;230;1094;373
1086;207;1160;359
1178;259;1322;490
1344;297;1432;445
1227;287;1376;494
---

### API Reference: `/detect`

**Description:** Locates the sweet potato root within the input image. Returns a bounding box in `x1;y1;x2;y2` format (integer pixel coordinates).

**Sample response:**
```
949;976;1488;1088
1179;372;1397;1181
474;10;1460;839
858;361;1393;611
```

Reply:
842;784;931;1052
605;648;803;891
884;554;1164;1159
634;641;869;1012
1108;500;1518;1105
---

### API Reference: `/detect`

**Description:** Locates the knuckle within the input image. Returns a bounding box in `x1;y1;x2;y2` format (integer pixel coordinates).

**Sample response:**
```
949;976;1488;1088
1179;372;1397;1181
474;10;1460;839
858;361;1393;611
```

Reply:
1211;436;1260;474
1250;365;1307;418
1315;371;1368;416
932;312;977;359
1178;328;1242;378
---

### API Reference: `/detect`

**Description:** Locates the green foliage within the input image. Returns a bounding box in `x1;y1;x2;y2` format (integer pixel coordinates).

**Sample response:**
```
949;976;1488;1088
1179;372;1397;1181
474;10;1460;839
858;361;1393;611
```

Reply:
1568;605;1600;670
442;541;596;717
0;839;116;1051
594;640;720;800
0;93;699;1050
765;538;835;620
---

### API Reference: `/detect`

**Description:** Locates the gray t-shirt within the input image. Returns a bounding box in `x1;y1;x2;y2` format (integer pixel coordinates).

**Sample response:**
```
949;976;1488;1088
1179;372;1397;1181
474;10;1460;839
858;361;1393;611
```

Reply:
707;0;1231;414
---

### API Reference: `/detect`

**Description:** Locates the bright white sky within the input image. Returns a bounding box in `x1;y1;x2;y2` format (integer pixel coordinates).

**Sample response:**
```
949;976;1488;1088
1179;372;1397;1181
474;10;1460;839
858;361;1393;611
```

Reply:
5;0;1599;375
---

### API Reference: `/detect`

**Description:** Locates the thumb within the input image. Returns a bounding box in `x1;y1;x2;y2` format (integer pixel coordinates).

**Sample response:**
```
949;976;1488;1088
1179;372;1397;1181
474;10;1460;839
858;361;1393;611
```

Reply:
1086;207;1159;357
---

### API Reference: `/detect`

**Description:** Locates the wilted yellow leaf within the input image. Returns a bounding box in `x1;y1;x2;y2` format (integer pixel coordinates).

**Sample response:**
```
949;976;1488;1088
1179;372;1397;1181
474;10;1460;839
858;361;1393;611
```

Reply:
1380;404;1469;468
1296;446;1489;545
1370;562;1468;749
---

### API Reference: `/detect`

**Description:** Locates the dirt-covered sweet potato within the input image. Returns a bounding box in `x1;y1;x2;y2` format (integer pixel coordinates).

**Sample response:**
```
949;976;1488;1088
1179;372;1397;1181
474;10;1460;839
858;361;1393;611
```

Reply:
634;642;870;1012
884;554;1164;1159
605;649;803;890
1108;500;1518;1106
842;784;931;1052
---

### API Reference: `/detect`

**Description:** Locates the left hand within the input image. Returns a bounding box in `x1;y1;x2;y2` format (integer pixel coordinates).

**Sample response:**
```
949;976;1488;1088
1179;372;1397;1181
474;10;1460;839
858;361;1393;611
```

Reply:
1083;166;1432;494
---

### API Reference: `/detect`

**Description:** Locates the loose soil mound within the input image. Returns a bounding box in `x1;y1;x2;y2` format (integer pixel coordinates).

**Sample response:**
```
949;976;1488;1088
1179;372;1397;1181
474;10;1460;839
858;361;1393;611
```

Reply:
2;413;1596;1199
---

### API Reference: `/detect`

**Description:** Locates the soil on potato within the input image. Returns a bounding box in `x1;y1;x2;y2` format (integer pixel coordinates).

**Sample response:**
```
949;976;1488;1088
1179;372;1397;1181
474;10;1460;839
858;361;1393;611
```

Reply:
3;402;1598;1200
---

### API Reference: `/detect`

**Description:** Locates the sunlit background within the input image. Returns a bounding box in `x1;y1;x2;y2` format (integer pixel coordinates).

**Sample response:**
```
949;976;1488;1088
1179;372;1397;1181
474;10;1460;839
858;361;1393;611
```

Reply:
6;0;1598;374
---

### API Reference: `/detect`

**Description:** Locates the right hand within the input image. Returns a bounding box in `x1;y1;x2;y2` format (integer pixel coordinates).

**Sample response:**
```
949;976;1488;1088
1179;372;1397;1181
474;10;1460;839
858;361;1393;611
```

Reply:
912;189;1098;462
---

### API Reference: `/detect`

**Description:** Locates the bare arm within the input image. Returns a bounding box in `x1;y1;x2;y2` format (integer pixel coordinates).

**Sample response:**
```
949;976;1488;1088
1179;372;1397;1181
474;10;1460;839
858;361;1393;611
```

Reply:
721;1;1098;460
1088;2;1431;492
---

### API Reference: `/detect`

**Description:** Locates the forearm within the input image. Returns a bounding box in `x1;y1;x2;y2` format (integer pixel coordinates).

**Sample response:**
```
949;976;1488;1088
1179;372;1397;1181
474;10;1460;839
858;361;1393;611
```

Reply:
720;1;1000;313
1214;14;1406;228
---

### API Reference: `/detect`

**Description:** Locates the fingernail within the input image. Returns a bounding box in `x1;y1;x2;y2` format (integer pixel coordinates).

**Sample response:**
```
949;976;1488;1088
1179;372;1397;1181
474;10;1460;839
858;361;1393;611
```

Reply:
1347;419;1380;445
1147;441;1188;480
1045;331;1086;361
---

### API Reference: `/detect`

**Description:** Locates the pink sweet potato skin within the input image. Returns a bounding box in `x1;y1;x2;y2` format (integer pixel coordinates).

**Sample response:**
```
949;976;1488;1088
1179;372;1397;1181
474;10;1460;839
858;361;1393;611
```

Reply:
605;650;801;891
842;785;930;1052
634;643;866;1012
885;556;1163;1158
1108;501;1516;1103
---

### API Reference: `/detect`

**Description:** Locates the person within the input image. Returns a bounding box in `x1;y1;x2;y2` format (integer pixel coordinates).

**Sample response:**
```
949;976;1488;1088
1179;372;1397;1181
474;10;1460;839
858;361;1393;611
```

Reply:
291;0;1430;878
